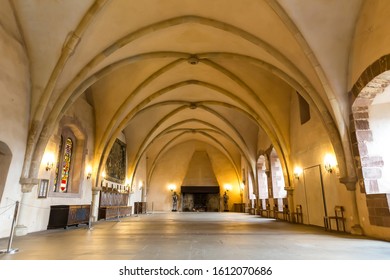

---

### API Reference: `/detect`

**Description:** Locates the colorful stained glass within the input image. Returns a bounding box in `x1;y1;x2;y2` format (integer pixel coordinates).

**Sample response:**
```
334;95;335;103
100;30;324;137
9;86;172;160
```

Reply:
53;136;63;192
59;138;73;192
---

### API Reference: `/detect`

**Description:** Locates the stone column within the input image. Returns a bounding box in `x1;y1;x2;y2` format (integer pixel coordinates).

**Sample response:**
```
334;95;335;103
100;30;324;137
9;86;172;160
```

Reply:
340;177;364;235
15;178;39;236
91;187;101;222
285;187;295;222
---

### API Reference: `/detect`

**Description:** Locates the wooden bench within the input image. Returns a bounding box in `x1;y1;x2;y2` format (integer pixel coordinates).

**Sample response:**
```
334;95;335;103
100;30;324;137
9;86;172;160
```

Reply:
98;206;132;220
325;206;346;232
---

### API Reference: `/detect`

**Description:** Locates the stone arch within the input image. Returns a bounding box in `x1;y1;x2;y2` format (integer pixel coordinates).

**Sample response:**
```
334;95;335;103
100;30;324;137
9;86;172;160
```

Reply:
349;56;390;228
269;148;287;199
350;70;390;194
269;148;288;213
0;141;12;202
257;155;269;201
27;12;348;190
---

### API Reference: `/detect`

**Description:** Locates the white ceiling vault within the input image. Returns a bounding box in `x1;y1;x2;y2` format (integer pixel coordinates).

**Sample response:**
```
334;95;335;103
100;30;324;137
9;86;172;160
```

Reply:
11;0;366;186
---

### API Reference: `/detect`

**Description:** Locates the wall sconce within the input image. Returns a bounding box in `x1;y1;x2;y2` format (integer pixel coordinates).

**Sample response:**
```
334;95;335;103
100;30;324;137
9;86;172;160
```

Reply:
86;165;92;180
240;182;245;193
125;178;131;192
293;166;303;180
43;152;55;171
224;184;232;192
324;153;337;173
46;162;54;171
168;184;176;192
101;171;106;187
138;181;144;190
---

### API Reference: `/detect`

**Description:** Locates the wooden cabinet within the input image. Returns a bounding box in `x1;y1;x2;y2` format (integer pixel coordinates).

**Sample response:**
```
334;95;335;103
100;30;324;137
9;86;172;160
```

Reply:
134;202;147;214
47;205;90;229
233;203;245;213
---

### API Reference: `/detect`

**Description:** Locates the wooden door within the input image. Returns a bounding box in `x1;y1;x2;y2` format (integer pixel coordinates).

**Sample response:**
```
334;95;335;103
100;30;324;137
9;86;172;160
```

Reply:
303;166;327;227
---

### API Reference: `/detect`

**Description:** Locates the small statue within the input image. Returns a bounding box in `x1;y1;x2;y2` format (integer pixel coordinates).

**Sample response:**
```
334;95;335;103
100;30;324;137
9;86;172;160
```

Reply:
172;191;178;211
223;191;229;211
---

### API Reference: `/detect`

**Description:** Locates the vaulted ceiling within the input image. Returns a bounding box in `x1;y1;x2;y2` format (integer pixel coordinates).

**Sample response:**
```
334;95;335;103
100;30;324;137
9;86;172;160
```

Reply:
10;0;366;184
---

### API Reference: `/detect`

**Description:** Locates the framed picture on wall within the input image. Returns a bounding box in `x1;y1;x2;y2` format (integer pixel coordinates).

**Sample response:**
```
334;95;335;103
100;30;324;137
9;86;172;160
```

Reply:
38;179;49;198
105;138;126;184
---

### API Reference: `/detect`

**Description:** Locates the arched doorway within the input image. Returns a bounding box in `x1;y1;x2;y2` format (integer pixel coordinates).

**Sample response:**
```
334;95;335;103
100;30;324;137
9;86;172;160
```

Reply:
350;68;390;228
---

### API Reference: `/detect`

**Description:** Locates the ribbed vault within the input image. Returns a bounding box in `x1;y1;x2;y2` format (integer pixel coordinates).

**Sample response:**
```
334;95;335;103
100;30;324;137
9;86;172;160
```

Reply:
13;0;364;195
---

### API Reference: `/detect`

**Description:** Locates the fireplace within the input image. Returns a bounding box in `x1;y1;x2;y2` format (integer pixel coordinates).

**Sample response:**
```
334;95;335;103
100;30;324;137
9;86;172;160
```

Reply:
181;186;220;212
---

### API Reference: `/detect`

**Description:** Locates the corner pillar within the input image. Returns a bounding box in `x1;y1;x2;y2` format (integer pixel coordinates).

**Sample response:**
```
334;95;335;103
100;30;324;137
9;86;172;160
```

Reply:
91;187;101;222
340;177;364;235
15;178;39;236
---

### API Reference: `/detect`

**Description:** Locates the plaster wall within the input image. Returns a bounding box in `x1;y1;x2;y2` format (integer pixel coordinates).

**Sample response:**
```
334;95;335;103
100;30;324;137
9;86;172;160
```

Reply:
291;90;390;238
289;94;352;229
349;0;390;87
130;154;147;212
16;96;95;235
147;141;240;212
257;126;271;153
0;12;30;238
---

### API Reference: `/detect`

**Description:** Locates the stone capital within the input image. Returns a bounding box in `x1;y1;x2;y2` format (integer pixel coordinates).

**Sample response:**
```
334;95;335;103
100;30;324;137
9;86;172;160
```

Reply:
92;186;102;193
284;186;294;194
19;177;39;193
339;176;358;191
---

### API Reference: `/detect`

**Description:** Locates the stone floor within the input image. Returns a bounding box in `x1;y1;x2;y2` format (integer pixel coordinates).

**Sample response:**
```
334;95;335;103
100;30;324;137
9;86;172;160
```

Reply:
1;212;390;260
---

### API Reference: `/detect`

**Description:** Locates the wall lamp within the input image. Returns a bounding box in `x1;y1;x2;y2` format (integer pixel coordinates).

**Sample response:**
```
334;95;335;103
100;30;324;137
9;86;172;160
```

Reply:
293;166;303;180
46;162;54;172
101;171;106;187
168;184;176;192
324;153;337;173
240;182;245;193
224;184;232;192
125;178;131;192
86;165;92;180
43;152;55;171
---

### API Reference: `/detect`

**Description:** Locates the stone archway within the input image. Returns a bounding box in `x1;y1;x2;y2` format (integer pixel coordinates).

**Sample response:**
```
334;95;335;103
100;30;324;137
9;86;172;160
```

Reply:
349;55;390;228
350;70;390;194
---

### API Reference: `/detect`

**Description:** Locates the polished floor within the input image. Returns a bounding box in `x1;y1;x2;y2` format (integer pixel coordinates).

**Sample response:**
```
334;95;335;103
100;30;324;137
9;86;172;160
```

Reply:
1;212;390;260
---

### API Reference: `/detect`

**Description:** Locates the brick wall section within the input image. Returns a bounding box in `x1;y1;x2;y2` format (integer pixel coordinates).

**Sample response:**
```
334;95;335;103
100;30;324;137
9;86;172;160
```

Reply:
366;194;390;227
349;109;382;193
349;54;389;99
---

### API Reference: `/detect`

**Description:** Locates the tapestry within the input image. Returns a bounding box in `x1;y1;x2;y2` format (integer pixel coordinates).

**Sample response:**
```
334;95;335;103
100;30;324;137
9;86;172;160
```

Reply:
105;139;126;183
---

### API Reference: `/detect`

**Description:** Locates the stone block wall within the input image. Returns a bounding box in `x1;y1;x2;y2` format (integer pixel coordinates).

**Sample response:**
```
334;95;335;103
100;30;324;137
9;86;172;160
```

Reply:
349;55;390;228
366;194;390;227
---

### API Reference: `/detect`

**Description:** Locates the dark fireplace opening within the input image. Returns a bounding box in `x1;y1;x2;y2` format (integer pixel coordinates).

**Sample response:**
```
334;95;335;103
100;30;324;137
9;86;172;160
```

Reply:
181;186;220;212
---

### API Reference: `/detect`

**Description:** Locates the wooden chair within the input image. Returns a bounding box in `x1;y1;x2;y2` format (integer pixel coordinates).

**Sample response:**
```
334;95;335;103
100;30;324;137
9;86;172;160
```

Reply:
326;206;346;232
293;205;303;224
282;205;290;222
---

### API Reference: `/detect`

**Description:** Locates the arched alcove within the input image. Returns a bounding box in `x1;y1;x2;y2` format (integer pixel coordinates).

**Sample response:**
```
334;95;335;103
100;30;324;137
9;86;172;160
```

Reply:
46;116;88;198
0;141;12;202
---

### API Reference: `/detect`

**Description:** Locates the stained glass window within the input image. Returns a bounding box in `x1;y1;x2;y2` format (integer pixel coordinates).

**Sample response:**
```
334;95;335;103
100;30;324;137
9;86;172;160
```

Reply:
59;138;73;192
54;135;74;193
53;136;63;192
